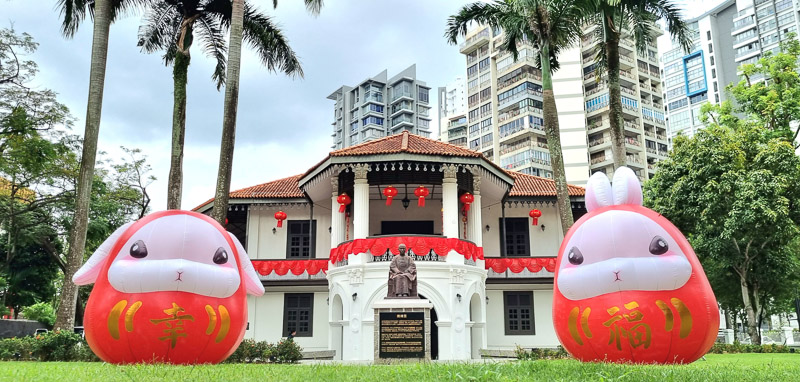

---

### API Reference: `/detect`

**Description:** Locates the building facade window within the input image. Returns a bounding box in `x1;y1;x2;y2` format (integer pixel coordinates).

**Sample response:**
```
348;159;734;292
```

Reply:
362;116;384;126
708;43;713;53
504;291;535;335
710;56;715;66
469;138;480;149
283;293;313;337
500;217;530;256
706;31;711;41
286;220;315;258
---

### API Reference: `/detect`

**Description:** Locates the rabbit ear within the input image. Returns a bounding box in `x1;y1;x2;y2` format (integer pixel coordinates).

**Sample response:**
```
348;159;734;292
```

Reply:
612;166;643;206
585;171;613;211
73;222;134;285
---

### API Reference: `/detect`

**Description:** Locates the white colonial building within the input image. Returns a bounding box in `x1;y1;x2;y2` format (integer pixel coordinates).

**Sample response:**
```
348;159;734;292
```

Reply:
195;132;586;360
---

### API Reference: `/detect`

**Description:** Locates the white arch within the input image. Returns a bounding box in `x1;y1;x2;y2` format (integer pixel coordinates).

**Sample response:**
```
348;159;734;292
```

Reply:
328;283;350;321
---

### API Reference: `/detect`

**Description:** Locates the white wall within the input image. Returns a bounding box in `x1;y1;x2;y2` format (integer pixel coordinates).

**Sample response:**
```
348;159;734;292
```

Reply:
367;199;445;236
485;287;560;349
246;290;330;351
247;207;332;260
481;204;563;258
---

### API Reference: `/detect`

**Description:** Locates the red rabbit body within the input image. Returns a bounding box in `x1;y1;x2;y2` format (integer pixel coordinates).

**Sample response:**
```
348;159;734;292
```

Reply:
73;210;264;364
553;167;719;364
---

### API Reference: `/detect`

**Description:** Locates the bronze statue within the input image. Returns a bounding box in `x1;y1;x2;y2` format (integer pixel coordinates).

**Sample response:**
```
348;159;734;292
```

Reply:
387;244;418;298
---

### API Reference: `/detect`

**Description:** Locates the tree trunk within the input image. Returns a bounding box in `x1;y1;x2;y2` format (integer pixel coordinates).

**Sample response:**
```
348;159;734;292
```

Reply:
211;0;244;225
604;20;626;169
167;50;190;210
540;44;574;233
739;272;761;344
53;0;112;331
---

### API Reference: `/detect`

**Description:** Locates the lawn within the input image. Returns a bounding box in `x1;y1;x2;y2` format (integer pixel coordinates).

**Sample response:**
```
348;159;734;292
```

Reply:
1;354;798;382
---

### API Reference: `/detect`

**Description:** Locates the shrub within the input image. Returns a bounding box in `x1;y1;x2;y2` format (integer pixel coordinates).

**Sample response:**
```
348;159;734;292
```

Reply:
515;345;571;360
0;331;99;362
226;339;272;363
273;339;303;364
21;302;56;328
708;343;793;354
226;338;303;364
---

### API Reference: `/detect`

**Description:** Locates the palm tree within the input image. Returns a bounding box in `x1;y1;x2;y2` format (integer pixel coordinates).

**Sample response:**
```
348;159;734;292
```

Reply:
137;1;306;210
585;0;691;169
53;0;114;331
446;0;584;233
211;0;323;225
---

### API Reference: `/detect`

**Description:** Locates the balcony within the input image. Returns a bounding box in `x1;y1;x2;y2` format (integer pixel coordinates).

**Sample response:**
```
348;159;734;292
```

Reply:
590;156;608;165
391;115;414;128
252;259;329;282
330;236;484;268
589;137;609;147
485;257;556;279
391;91;414;103
498;71;543;92
731;18;755;34
497;88;543;110
365;92;383;104
499;106;542;124
460;28;491;53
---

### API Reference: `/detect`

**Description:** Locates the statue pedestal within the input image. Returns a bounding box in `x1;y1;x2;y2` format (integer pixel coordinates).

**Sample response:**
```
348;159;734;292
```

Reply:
372;298;433;363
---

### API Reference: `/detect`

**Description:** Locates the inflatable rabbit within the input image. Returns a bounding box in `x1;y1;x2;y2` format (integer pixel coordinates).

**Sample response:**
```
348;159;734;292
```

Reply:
74;210;265;364
553;167;718;364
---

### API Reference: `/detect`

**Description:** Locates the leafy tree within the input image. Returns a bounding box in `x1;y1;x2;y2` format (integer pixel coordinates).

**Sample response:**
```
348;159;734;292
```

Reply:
644;105;800;344
446;0;583;231
21;302;56;327
212;0;322;224
730;36;800;149
137;0;305;210
584;0;691;169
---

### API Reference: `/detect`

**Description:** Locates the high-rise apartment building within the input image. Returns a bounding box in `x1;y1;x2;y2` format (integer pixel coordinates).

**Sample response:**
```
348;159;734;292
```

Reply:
328;64;432;149
438;77;469;148
457;24;665;184
661;0;800;142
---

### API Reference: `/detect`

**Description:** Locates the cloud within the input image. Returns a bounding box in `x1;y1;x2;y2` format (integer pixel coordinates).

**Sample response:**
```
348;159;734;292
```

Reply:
6;0;709;212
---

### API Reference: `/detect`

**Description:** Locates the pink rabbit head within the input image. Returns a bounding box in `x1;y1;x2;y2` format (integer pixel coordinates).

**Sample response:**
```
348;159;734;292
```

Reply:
556;167;692;301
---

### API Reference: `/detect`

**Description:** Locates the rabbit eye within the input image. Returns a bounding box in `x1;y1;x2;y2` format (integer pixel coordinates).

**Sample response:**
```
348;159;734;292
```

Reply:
649;236;669;255
213;247;228;264
568;247;584;265
130;240;147;258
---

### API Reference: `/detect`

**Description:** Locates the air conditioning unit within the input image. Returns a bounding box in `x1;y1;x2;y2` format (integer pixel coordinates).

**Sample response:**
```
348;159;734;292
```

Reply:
545;173;553;179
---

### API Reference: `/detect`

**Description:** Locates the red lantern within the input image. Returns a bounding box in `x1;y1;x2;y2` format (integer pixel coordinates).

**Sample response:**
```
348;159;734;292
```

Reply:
460;192;474;212
529;209;542;226
337;193;351;213
274;211;287;228
414;186;429;207
383;186;398;206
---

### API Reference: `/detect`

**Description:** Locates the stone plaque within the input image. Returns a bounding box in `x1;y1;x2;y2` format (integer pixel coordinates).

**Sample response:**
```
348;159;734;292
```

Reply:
379;312;425;358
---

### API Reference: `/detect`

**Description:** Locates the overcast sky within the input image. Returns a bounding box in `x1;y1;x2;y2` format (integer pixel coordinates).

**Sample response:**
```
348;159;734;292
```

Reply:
4;0;715;211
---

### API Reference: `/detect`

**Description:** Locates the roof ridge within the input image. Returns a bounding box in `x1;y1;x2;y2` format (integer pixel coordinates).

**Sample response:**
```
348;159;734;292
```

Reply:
329;131;400;154
401;131;409;150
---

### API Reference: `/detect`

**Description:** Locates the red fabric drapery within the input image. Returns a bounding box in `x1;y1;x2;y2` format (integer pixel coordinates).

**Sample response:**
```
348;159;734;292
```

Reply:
329;236;484;263
252;259;329;276
484;257;557;273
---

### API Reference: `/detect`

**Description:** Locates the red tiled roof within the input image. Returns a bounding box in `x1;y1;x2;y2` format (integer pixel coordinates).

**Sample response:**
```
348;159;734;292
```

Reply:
194;170;585;212
330;130;481;158
192;174;304;211
507;171;585;197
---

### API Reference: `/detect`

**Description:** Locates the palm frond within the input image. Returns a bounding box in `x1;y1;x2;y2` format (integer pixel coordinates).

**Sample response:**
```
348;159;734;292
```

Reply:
240;4;303;78
263;0;323;15
626;6;658;55
55;0;91;37
644;0;692;53
137;1;180;55
194;13;228;89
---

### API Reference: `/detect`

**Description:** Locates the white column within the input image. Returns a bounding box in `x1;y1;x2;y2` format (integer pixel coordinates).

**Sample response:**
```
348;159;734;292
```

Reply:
467;175;482;246
442;165;459;238
330;176;345;249
353;164;370;240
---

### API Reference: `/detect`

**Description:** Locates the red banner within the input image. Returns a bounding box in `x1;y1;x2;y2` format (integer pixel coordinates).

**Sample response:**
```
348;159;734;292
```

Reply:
329;236;484;263
252;259;328;276
484;257;556;273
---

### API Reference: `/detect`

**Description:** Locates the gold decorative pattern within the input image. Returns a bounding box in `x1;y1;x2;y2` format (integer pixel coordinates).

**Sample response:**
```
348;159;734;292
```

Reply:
215;305;230;343
124;301;142;332
671;298;692;339
580;308;593;338
205;305;218;335
568;307;584;345
107;300;128;340
655;300;674;332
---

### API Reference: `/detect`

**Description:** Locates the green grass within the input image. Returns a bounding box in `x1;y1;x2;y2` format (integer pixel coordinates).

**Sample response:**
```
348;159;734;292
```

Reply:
1;354;798;382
